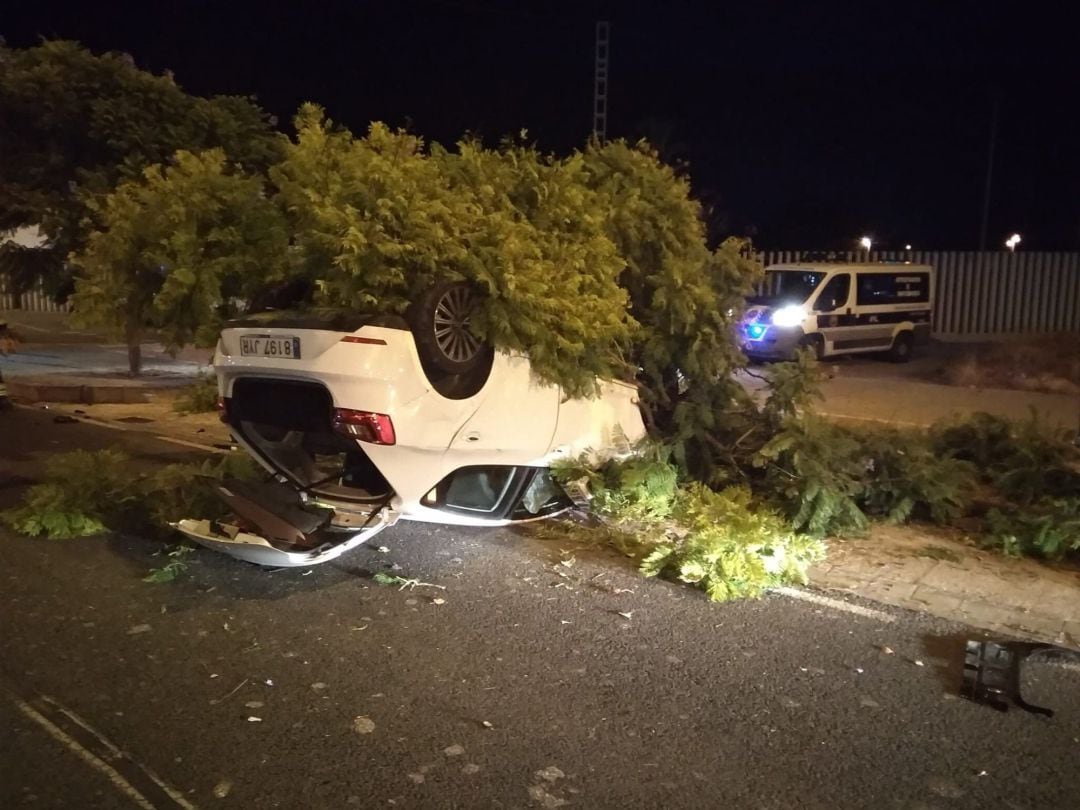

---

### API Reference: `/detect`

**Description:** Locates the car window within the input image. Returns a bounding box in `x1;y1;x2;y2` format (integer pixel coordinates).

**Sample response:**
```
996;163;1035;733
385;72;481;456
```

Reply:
814;273;850;312
511;469;571;519
442;466;516;513
856;272;930;305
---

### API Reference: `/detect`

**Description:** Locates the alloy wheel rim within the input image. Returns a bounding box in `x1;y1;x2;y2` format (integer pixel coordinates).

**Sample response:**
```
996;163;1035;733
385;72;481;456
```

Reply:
433;286;482;363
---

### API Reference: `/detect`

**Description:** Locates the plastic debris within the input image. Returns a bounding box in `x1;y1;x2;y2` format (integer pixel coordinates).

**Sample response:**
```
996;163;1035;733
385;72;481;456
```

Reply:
962;639;1080;716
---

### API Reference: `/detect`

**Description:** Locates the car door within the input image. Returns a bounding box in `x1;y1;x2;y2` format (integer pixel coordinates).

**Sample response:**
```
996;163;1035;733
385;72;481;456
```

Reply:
811;272;853;349
447;354;559;462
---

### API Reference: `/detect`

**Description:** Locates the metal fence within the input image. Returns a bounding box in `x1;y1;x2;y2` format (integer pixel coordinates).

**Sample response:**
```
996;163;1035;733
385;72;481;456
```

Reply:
759;250;1080;338
0;280;70;313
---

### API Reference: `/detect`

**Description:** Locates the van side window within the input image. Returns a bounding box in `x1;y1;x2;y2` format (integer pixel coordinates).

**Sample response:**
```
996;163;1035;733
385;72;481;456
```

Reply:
814;273;850;312
857;273;930;305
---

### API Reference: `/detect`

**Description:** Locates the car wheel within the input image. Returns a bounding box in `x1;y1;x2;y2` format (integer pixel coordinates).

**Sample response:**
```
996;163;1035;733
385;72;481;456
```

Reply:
887;331;914;363
408;281;489;376
797;334;824;361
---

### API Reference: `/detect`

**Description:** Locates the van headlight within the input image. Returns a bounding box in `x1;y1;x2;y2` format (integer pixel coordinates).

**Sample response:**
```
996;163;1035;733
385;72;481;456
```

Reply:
770;305;807;328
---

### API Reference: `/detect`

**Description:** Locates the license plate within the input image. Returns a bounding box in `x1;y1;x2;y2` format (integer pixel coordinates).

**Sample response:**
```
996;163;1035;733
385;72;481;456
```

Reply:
239;335;301;359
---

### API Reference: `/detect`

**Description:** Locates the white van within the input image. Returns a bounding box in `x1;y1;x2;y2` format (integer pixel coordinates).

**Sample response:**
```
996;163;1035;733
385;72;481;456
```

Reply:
740;262;934;362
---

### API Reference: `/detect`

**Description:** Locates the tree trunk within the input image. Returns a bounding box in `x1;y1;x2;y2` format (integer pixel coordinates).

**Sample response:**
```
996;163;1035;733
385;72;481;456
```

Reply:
126;322;142;377
128;342;142;377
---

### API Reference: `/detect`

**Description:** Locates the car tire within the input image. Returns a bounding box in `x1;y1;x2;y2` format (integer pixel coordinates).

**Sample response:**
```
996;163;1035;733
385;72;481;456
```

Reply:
797;334;824;361
407;281;489;376
887;331;914;363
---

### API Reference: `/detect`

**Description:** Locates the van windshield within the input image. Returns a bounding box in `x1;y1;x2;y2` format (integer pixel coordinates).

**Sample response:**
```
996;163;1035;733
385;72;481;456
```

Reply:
749;270;826;306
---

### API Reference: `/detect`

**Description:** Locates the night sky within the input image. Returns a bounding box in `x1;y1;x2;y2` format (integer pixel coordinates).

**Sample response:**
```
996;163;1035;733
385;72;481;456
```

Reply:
4;0;1079;250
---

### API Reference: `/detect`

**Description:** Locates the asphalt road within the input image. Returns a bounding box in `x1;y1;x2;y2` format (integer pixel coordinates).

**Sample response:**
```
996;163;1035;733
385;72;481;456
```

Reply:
1;407;1078;809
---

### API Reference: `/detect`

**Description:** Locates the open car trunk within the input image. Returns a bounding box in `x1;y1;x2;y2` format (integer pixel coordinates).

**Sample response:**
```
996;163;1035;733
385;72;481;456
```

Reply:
173;477;398;567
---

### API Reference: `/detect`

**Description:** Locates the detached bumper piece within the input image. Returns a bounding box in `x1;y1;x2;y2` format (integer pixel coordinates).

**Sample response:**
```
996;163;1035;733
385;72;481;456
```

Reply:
961;639;1080;716
173;477;397;567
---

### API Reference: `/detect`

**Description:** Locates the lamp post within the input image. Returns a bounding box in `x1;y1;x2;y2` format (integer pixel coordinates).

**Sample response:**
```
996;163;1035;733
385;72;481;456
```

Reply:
1005;233;1021;252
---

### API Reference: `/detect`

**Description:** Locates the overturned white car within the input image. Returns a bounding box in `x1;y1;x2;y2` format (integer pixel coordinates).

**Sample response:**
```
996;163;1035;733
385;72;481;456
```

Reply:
176;283;646;566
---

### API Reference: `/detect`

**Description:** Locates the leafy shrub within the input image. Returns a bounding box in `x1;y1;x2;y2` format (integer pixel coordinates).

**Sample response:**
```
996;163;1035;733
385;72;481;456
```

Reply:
143;452;260;525
856;429;976;524
552;454;825;602
984;498;1080;559
4;449;260;540
553;447;679;523
172;373;219;414
931;411;1080;505
640;485;825;601
754;415;868;537
3;449;135;538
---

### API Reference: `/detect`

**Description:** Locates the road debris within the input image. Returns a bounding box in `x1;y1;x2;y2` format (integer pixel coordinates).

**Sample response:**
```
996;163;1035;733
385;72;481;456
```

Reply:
431;597;446;605
213;779;232;799
616;611;633;620
126;623;152;635
353;716;376;734
962;639;1080;716
212;678;250;705
481;720;494;729
880;645;894;655
247;716;262;723
443;744;465;757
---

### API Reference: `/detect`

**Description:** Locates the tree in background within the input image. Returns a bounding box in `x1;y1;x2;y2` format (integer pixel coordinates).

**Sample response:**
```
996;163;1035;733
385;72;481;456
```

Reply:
0;40;283;300
69;150;286;375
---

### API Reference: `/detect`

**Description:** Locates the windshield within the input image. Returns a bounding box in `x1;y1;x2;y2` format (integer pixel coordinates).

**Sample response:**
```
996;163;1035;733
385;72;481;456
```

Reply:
749;270;826;306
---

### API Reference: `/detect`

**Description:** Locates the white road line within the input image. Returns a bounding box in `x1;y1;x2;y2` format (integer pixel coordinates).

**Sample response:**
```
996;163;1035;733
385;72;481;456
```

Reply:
772;586;897;623
41;695;200;810
14;697;160;810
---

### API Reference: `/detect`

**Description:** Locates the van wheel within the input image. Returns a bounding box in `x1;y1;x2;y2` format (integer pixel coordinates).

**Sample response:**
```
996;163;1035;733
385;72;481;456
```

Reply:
797;334;824;361
887;331;914;363
408;281;489;376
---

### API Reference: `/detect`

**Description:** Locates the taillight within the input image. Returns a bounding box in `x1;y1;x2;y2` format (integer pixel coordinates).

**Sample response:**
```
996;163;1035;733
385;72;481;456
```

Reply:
332;408;396;445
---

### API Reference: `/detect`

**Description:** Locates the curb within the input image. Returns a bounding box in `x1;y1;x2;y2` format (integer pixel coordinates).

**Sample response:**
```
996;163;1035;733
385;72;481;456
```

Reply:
5;377;191;405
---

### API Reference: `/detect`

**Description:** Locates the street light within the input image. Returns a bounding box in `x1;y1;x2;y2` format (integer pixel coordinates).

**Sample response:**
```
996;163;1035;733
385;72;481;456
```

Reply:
1005;233;1021;252
859;236;872;252
905;244;912;251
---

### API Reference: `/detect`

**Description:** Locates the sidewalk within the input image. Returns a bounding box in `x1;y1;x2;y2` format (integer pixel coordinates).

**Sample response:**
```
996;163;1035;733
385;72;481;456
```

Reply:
810;524;1080;646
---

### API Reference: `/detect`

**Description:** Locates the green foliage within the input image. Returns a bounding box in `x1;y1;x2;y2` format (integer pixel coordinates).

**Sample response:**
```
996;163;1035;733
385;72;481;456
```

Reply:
931;411;1080;505
70;149;287;372
3;448;260;541
554;453;824;602
754;409;978;538
580;140;760;440
984;499;1080;560
143;545;195;583
142;453;260;526
271;108;636;396
755;415;868;537
553;446;679;523
2;449;134;538
0;40;282;295
639;485;825;601
856;429;976;524
173;374;220;414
